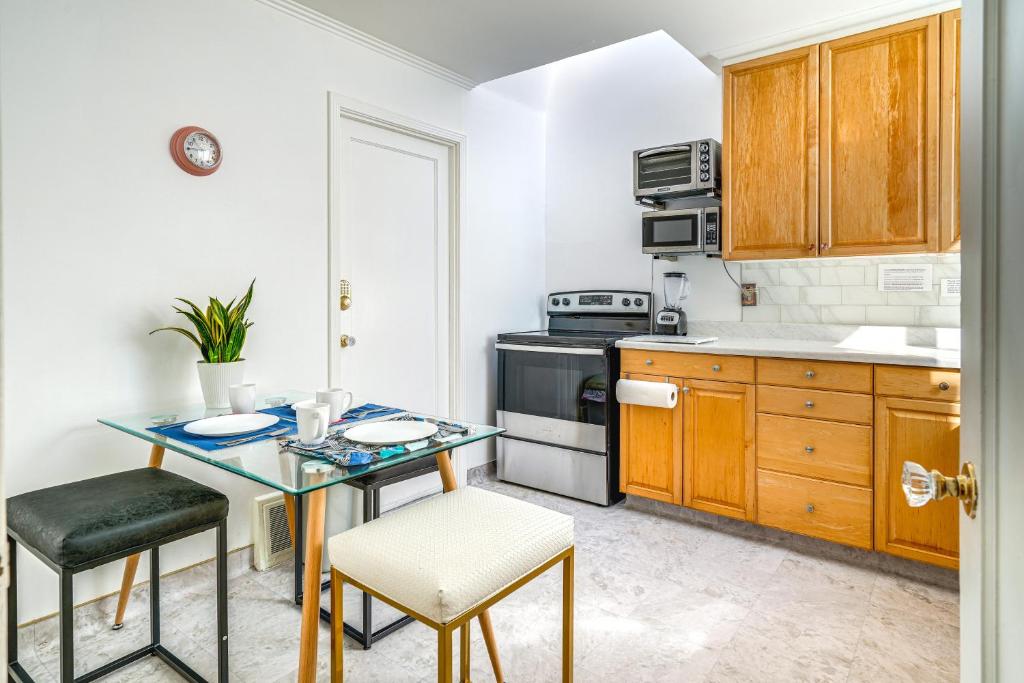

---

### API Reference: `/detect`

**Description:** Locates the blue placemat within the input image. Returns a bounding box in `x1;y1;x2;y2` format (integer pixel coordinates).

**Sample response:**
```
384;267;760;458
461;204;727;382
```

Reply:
147;419;296;452
260;402;403;425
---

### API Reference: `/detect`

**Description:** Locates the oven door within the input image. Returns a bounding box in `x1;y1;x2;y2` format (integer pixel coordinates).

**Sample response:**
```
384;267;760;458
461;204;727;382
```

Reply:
634;144;696;197
642;209;704;255
495;344;608;453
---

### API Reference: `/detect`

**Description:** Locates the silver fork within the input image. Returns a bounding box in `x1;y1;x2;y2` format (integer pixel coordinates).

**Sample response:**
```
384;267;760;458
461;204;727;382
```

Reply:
217;427;290;447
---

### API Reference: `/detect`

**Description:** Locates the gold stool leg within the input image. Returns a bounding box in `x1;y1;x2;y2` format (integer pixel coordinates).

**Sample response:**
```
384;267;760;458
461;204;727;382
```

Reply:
460;623;471;682
562;548;574;682
331;568;344;682
438;625;454;683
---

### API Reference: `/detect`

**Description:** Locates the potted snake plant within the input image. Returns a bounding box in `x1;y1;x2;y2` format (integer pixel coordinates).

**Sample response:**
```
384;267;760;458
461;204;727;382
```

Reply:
151;279;254;409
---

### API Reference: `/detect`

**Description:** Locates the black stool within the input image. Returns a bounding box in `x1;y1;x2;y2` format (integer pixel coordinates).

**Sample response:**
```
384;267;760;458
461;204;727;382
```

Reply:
6;468;229;683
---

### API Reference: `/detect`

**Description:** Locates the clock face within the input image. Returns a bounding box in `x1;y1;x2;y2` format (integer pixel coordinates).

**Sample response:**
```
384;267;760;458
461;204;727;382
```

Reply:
184;131;219;169
170;126;222;175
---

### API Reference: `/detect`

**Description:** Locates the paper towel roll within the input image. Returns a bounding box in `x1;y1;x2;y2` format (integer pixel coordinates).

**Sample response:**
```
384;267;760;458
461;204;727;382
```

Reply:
616;379;677;409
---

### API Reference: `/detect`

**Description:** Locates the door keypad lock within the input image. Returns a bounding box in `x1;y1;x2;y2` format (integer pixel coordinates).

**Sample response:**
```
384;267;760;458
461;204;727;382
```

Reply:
339;280;352;311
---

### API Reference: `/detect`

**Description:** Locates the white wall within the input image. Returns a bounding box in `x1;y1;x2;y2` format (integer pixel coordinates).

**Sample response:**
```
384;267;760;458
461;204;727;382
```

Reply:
544;31;741;319
0;0;546;621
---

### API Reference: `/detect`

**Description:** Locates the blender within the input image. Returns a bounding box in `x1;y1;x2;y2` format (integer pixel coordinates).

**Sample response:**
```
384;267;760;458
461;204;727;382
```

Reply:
655;272;690;336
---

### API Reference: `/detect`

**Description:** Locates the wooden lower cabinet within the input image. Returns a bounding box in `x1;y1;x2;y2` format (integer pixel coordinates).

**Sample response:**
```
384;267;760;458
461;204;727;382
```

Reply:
875;396;961;568
683;379;756;521
619;373;683;505
757;470;873;549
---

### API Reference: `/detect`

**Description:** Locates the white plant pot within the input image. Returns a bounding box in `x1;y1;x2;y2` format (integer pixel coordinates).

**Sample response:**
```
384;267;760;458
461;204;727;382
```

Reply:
196;360;246;410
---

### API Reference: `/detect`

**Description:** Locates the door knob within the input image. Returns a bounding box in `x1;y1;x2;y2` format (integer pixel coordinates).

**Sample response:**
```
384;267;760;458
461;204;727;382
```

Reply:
339;280;353;311
902;460;978;518
339;335;357;348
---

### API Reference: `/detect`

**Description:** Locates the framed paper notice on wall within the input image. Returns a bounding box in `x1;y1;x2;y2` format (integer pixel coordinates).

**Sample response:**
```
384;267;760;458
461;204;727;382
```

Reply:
877;264;933;292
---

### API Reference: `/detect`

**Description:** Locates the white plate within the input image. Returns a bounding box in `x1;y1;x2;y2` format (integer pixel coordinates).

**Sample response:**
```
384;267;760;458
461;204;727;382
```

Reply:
342;421;438;445
184;413;280;437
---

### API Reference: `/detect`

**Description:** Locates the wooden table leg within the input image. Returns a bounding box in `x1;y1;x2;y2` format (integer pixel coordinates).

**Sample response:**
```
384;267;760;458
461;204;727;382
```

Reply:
112;444;165;629
297;462;333;683
436;450;504;683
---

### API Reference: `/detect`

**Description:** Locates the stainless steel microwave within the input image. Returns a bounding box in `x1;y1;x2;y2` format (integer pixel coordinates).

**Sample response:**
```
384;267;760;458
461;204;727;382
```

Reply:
633;139;721;200
642;207;722;255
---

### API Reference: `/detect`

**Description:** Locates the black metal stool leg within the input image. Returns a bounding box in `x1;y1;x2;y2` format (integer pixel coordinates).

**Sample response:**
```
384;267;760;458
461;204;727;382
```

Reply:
216;519;229;683
7;536;17;668
360;489;373;649
150;546;160;646
58;569;74;683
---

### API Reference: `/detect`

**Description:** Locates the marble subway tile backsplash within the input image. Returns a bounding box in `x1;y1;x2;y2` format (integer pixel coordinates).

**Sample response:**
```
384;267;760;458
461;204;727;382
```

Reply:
741;254;961;327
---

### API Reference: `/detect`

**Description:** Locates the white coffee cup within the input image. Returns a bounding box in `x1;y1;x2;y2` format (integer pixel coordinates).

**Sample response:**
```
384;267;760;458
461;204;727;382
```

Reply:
229;383;257;414
316;387;354;423
293;400;331;446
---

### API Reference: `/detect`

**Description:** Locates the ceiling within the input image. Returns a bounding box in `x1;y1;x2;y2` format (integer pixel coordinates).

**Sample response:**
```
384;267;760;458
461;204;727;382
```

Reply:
292;0;953;84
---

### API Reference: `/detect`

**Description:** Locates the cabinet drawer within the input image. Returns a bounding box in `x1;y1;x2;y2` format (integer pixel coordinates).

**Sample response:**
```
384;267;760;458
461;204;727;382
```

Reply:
621;350;755;383
756;385;873;424
757;358;872;393
757;470;872;549
757;414;872;487
874;365;961;402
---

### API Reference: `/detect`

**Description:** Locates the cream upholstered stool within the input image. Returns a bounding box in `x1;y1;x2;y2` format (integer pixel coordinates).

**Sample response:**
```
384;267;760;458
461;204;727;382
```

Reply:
327;486;575;682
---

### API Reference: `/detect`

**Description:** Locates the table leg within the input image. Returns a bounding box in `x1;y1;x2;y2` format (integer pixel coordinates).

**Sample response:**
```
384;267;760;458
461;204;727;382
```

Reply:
112;444;165;629
297;464;332;683
283;494;297;544
435;450;504;683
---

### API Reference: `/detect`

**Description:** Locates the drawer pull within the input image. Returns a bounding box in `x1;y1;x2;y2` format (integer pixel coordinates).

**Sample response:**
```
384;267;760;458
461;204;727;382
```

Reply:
938;381;950;391
804;400;815;409
805;370;816;379
805;445;815;454
645;359;653;366
682;386;690;394
806;503;815;513
711;364;722;372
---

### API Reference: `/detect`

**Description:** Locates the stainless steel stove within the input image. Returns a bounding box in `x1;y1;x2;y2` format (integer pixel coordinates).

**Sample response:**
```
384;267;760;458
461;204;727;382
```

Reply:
495;290;652;505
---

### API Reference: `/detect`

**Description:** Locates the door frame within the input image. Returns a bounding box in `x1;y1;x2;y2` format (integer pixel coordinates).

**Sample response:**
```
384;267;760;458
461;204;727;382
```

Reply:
960;0;1023;679
326;92;469;485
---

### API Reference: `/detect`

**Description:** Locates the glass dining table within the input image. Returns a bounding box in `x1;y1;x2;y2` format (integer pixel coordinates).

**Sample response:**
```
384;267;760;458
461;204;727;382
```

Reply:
98;392;505;683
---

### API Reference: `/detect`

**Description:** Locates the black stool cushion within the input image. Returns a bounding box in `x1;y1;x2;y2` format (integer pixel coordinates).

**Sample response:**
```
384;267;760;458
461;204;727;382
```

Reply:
7;468;229;569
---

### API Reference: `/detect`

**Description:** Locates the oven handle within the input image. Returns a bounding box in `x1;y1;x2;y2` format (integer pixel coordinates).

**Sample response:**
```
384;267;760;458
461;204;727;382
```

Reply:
638;144;691;158
495;343;606;356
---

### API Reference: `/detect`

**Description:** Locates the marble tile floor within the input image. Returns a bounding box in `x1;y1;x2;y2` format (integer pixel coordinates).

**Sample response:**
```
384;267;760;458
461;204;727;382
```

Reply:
14;478;959;682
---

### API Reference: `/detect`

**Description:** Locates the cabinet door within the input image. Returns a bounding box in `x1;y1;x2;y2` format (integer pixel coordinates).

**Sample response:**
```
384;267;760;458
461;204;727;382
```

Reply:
820;16;940;256
683;379;756;520
619;373;683;504
723;46;819;260
875;396;960;568
940;9;961;252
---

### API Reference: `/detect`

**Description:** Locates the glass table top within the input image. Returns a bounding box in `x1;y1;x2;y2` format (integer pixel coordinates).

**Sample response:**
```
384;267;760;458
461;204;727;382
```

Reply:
98;391;503;495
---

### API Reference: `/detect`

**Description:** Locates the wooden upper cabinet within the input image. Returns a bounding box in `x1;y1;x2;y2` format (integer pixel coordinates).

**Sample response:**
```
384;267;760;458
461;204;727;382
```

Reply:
819;16;940;256
723;46;819;260
683;379;756;521
940;9;962;251
619;373;683;505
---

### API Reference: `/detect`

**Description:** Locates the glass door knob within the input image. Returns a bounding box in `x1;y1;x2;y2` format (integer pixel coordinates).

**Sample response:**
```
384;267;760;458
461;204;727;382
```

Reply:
901;460;978;518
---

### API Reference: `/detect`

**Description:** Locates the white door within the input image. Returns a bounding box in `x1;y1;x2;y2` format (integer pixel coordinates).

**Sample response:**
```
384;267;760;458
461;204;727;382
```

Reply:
328;109;452;510
960;1;1024;679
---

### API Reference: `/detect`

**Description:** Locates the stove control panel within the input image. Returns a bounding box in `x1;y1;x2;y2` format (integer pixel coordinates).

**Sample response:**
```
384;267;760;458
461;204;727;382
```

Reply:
548;290;650;315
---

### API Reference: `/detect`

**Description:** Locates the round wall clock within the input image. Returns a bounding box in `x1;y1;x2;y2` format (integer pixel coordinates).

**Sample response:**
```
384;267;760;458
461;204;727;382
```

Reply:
170;126;222;176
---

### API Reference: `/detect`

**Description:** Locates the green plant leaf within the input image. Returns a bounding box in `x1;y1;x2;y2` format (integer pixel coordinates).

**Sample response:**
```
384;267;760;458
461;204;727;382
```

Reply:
154;280;254;363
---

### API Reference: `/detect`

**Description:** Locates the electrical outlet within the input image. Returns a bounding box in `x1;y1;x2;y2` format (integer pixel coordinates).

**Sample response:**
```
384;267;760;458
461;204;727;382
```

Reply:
741;283;757;306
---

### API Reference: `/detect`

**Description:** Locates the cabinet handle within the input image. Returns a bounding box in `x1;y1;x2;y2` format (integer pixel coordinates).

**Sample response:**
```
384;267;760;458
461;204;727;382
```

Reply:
682;386;690;394
807;244;815;251
805;370;815;379
805;445;815;454
645;359;653;366
806;503;815;513
711;364;721;372
805;400;815;409
938;381;950;391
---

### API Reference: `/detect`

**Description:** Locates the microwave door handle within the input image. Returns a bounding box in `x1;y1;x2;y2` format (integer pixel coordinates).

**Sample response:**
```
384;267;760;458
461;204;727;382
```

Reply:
638;145;691;158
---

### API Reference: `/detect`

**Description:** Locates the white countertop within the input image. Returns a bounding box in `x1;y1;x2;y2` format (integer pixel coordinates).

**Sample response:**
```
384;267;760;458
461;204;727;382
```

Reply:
616;332;960;369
